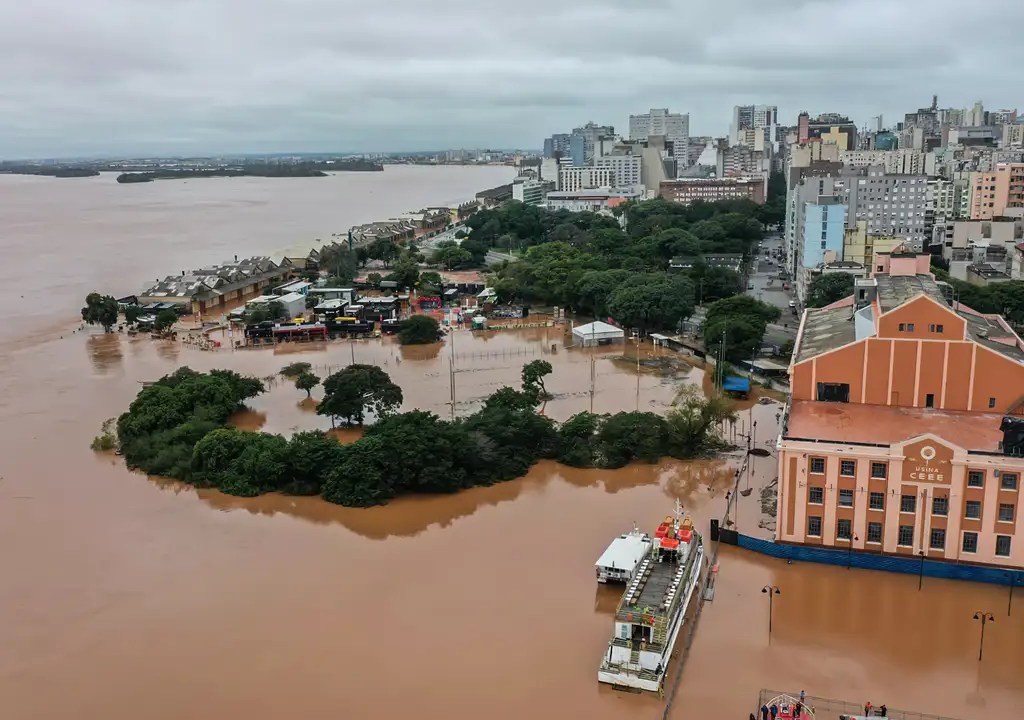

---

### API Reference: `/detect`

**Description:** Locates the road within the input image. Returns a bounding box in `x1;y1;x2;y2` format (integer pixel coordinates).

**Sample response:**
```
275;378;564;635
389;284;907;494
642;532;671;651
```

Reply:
748;234;798;349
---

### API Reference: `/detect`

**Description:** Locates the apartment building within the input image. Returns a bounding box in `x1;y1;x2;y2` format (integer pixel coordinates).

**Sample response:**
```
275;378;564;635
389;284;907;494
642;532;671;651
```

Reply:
731;104;778;150
629;108;689;169
659;176;766;206
778;249;1024;568
841;149;936;176
559;166;615;193
594;153;642;191
843;221;903;268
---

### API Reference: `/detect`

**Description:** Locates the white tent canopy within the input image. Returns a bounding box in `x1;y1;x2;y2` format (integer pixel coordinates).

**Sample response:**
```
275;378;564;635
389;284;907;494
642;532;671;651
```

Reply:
573;320;625;347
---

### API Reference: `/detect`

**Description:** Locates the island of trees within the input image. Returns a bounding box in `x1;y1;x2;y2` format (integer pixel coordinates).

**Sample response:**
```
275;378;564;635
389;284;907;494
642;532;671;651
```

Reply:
116;159;381;183
105;363;735;507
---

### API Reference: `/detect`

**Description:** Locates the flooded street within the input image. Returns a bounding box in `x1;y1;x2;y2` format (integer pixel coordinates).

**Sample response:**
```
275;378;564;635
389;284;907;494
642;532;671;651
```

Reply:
2;175;1023;720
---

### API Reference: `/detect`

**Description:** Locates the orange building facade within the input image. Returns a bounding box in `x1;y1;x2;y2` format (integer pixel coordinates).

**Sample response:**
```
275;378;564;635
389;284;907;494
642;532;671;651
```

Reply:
777;248;1024;568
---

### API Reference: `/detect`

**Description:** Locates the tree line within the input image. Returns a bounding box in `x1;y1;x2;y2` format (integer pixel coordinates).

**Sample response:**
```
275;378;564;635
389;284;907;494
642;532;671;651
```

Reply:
107;364;736;507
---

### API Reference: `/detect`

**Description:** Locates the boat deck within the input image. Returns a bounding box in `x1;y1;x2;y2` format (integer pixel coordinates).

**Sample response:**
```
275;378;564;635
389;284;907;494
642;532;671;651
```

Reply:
633;557;680;610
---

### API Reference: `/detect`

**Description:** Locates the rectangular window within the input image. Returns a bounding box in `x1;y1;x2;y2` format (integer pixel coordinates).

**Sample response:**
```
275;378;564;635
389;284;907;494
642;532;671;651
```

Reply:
870;462;887;479
965;500;982;519
925;393;934;408
867;522;883;543
900;494;916;513
839;489;854;507
968;470;984;487
836;518;852;540
869;492;885;510
996;535;1012;557
840;460;856;477
898;525;914;547
907;323;915;331
999;503;1015;522
816;383;850;403
808;486;824;504
989;397;997;409
807;516;822;537
930;528;946;550
962;531;978;554
1002;473;1019;490
809;458;825;474
932;496;948;516
898;323;905;331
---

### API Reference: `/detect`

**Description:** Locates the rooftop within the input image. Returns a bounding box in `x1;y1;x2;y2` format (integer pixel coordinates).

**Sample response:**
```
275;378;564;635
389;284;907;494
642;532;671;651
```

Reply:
785;400;1008;452
795;273;1024;363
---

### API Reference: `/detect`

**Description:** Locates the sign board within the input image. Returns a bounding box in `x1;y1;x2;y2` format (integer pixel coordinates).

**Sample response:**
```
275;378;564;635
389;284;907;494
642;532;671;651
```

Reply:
902;438;954;484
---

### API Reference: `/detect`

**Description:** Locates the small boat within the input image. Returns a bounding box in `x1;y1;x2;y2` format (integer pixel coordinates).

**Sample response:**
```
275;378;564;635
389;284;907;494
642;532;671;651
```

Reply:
597;500;705;693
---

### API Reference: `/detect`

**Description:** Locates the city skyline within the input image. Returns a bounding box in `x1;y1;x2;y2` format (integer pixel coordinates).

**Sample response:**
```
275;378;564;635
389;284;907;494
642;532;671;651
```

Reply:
2;0;1023;158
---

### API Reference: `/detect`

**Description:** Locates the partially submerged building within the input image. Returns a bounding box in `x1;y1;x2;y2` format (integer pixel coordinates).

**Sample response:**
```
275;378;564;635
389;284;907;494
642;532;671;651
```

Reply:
777;246;1024;568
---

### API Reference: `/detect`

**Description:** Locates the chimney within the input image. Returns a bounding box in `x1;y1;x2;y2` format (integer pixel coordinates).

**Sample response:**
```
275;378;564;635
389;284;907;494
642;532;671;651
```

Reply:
234;254;238;262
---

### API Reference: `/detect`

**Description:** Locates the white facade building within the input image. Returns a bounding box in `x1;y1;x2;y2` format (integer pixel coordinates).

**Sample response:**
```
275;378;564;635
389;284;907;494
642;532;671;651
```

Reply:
594;154;642;191
544;188;642;216
629;108;689;170
730;104;778;150
841;149;936;176
559;166;615;193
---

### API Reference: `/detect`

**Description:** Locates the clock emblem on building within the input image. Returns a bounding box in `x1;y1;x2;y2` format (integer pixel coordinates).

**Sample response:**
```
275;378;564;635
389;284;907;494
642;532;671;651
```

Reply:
920;446;936;461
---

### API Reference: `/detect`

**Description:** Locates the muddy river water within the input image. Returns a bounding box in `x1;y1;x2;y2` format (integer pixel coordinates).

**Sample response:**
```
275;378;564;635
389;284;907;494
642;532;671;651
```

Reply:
1;172;1023;720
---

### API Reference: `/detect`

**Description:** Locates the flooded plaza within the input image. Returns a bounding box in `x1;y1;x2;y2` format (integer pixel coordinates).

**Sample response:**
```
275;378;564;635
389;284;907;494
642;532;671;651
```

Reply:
1;322;1022;720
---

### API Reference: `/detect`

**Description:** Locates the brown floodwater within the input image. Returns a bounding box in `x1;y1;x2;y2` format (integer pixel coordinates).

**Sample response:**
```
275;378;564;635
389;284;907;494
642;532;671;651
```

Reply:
2;175;1023;720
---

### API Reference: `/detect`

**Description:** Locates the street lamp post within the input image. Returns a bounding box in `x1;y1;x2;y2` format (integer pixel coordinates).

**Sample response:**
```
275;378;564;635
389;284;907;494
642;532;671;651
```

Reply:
761;585;781;639
846;534;859;569
972;611;995;661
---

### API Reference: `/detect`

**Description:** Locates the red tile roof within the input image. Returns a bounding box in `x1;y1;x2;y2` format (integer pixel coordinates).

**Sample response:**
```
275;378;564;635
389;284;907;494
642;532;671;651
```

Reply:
786;401;1008;452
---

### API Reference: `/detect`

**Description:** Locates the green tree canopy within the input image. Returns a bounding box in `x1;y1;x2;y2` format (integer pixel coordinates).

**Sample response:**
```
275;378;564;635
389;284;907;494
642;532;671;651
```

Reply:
81;292;119;331
154;309;178;333
399;315;443;345
317;364;403;426
607;273;695;332
124;305;143;325
521;359;553;399
806;272;856;308
294;371;320;398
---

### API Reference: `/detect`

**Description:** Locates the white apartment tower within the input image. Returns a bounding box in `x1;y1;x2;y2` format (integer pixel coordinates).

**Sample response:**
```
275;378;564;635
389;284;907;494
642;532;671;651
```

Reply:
730;104;778;150
629;108;690;168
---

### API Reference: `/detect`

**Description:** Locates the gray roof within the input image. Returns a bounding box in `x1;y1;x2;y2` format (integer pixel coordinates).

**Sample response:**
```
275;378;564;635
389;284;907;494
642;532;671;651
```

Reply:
795;273;1024;363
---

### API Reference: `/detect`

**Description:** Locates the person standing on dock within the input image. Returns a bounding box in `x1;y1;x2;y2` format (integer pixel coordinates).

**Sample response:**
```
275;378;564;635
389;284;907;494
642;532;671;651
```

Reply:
770;703;778;720
799;690;805;704
760;704;769;720
864;701;872;716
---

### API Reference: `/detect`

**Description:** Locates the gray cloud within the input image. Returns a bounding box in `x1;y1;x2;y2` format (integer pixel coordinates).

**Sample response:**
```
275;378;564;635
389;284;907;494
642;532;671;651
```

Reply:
0;0;1021;158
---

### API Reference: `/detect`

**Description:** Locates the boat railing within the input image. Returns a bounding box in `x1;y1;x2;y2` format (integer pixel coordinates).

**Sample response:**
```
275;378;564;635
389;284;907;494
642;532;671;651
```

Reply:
614;533;702;624
756;690;965;720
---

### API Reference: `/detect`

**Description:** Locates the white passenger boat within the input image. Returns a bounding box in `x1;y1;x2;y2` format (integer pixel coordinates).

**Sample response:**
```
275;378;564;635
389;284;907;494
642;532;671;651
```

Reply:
595;523;653;584
597;500;705;693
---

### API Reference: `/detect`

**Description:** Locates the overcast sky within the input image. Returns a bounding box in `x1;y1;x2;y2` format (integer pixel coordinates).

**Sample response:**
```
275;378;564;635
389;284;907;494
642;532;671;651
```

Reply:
2;0;1022;159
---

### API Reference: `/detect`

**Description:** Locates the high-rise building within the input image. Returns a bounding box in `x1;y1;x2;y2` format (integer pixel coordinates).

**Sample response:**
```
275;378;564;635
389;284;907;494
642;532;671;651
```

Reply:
731;104;778;150
629;108;689;170
572;122;615;165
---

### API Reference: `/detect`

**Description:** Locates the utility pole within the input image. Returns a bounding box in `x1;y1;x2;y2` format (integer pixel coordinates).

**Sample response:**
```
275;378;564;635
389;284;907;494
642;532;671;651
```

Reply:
449;329;456;421
635;333;641;412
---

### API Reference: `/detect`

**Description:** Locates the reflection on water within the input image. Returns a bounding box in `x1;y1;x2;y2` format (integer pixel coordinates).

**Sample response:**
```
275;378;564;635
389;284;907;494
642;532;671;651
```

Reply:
85;333;123;373
228;409;267;431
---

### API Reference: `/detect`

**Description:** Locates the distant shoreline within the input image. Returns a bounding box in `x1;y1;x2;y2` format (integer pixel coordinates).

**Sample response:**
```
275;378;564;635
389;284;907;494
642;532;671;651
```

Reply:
117;160;384;183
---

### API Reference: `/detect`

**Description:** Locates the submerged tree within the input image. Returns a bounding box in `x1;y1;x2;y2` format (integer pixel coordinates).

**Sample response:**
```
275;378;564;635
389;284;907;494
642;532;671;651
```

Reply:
398;315;443;345
521;359;553;399
81;292;119;331
294;370;320;398
317;364;403;426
